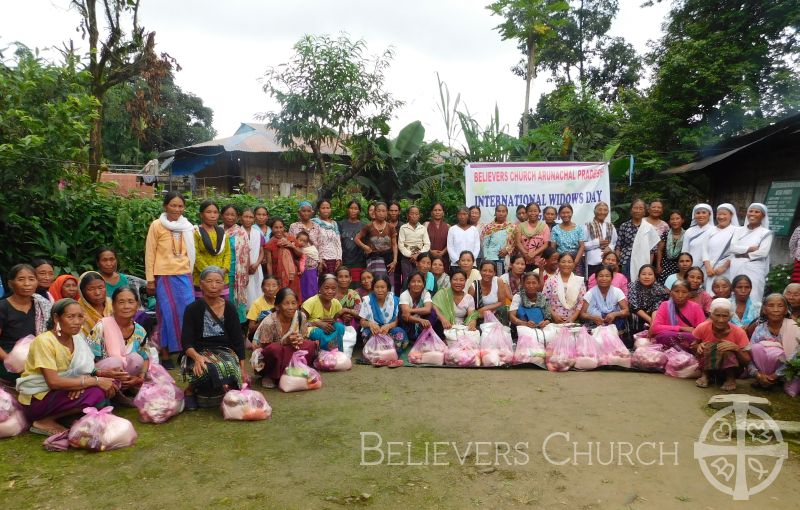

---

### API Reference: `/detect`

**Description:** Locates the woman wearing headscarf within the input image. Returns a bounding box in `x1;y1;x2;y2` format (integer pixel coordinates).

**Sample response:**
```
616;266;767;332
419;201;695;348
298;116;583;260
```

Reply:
728;203;773;304
681;203;714;279
693;298;751;391
312;199;343;275
701;203;739;291
49;274;78;301
181;266;248;410
145;191;195;367
426;202;450;265
77;271;113;338
583;201;617;277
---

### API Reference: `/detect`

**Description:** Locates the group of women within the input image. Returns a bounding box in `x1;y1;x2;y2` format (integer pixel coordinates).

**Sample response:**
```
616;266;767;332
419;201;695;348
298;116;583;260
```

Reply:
1;193;797;435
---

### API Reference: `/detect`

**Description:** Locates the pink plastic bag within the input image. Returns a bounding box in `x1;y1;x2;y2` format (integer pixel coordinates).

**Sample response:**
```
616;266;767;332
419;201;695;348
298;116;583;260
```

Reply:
408;328;447;365
479;320;514;367
664;348;700;378
512;327;547;367
573;327;599;370
0;388;28;438
221;384;272;421
632;344;668;372
546;328;576;372
68;406;137;452
3;335;34;373
784;378;800;398
279;350;322;392
313;349;352;371
595;327;632;368
445;337;481;367
133;364;184;424
362;334;399;365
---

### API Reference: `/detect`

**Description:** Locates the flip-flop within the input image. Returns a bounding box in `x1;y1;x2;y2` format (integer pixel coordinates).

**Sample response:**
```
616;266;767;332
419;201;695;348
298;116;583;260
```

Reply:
29;425;66;437
372;359;388;367
721;382;737;391
695;378;709;388
387;360;405;368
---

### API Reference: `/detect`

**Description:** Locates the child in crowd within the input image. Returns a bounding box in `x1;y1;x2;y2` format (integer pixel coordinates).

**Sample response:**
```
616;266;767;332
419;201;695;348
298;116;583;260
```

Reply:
295;231;319;301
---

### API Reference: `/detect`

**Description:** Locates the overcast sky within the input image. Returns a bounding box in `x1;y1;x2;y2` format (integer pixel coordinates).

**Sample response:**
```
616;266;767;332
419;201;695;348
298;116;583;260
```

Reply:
2;0;671;150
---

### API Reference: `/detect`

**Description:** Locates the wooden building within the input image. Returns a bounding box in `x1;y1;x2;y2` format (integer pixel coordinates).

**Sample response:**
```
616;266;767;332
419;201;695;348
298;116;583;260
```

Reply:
664;113;800;264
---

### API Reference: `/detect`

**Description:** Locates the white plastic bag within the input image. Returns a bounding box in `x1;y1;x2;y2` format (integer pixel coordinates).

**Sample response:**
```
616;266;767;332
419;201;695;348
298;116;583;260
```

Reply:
342;326;357;358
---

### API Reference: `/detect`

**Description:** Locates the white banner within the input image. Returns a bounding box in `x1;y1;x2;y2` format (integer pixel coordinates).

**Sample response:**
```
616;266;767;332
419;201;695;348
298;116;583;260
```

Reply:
464;161;611;226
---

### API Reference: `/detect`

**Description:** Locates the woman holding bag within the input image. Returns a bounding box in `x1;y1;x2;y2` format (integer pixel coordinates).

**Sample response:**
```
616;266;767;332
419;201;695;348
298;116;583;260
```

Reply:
358;274;407;366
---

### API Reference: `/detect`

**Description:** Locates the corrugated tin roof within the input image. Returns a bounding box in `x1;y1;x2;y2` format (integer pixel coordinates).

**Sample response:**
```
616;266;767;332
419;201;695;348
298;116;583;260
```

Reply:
175;122;347;156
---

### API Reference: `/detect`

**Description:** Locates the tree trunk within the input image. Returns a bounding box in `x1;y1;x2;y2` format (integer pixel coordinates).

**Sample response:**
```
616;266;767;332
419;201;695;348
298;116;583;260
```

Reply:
88;101;103;181
523;36;536;136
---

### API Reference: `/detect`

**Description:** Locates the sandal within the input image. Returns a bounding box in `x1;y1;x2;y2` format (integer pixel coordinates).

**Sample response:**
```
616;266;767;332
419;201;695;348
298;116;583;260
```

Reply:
387;360;404;368
695;377;709;388
372;359;388;367
29;425;67;437
721;381;737;391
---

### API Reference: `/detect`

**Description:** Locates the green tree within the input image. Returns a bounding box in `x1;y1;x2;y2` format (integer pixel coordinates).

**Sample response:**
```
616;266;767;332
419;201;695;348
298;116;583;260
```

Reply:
261;34;403;198
487;0;570;135
0;46;99;269
71;0;175;180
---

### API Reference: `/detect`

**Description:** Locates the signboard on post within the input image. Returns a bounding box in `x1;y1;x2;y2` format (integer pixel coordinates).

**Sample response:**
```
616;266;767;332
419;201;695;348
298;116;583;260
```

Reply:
464;161;611;225
763;180;800;236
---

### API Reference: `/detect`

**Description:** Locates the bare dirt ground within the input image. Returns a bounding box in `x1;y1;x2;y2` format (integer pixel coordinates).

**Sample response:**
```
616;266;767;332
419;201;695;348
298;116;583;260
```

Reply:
1;363;799;509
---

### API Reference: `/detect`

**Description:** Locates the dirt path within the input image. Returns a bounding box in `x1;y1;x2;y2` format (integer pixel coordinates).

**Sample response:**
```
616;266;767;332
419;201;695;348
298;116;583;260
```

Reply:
1;365;798;509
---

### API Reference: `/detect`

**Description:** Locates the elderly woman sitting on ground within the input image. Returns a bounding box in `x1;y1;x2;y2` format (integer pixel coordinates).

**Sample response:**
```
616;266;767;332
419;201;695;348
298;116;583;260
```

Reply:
181;266;249;411
692;298;751;391
747;293;799;391
16;299;117;436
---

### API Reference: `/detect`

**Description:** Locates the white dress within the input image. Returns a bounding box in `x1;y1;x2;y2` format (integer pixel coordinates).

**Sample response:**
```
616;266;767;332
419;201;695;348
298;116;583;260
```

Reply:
681;223;712;276
244;225;264;307
701;225;736;291
728;225;773;303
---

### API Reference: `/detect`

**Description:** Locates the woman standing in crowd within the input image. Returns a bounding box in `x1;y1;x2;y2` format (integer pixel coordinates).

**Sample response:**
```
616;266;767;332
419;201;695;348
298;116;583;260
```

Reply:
398;205;431;283
550;204;585;275
240;208;265;308
426;202;450;264
542;206;558;232
656;210;685;284
693;298;750;391
221;205;250;323
16;299;116;436
584;201;617;277
627;264;670;333
473;261;510;323
0;265;51;383
78;271;112;337
516;203;551;270
616;199;657;279
288;201;322;258
87;286;149;396
302;274;344;352
265;218;302;298
339;200;366;285
355;202;397;281
31;259;55;303
399;271;434;342
181;267;248;410
481;204;515;276
729;203;773;303
664;252;694;290
312;199;343;275
729;275;760;331
145;191;195;367
432;270;477;332
431;257;450;291
748;293;799;390
501;254;527;297
644;200;669;238
254;288;317;388
254;206;271;277
542;253;586;324
682;203;714;278
650;279;705;349
588;251;629;297
96;248;129;297
701;203;738;291
359;274;407;364
790;224;800;284
49;274;78;301
580;265;629;331
447;207;480;271
367;203;376;221
193;200;230;297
